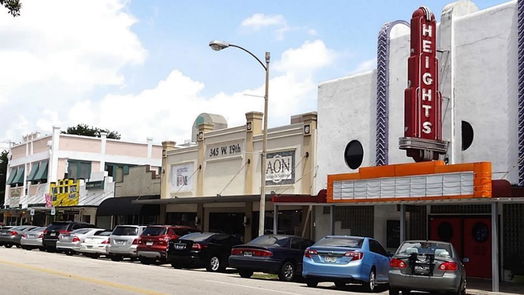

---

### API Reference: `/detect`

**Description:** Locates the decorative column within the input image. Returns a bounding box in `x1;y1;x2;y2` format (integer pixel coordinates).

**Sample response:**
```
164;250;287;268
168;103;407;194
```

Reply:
160;141;176;199
301;112;317;194
196;123;214;197
244;112;263;194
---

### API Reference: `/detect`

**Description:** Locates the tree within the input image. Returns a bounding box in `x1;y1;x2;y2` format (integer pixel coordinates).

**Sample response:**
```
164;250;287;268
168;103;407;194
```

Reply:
63;124;121;140
1;0;21;17
0;150;8;207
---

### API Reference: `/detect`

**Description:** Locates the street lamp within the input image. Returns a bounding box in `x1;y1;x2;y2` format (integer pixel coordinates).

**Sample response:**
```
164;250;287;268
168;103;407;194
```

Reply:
209;40;270;237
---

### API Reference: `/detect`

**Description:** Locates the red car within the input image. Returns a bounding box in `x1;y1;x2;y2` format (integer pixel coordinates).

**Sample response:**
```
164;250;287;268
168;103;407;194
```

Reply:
137;225;197;264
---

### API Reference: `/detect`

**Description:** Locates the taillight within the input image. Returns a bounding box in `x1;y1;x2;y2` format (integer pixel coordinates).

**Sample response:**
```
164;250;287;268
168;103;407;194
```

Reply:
101;239;109;245
21;234;27;238
439;262;458;271
38;233;43;238
9;231;17;236
344;251;363;260
59;230;70;235
231;248;242;255
192;243;204;250
72;236;80;243
304;248;318;258
132;239;140;245
390;258;407;269
43;230;48;235
253;249;272;257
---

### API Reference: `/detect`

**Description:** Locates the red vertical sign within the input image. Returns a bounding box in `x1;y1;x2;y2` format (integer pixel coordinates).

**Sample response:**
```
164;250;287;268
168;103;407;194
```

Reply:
401;7;447;162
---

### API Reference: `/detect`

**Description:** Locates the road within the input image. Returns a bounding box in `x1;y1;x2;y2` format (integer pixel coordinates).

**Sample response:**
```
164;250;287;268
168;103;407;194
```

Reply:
0;247;389;295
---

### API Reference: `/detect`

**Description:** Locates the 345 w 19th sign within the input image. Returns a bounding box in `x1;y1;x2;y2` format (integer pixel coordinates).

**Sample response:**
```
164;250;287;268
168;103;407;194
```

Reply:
400;6;448;162
265;150;295;185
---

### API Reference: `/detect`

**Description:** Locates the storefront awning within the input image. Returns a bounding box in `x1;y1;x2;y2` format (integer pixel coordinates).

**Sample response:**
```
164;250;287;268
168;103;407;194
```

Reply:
97;195;160;216
132;194;277;205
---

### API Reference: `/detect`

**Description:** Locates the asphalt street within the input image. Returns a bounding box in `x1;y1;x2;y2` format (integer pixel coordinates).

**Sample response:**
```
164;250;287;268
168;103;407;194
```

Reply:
0;247;389;295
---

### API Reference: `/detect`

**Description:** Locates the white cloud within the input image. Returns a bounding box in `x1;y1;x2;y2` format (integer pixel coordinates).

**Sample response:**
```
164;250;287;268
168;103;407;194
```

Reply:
241;13;286;30
0;0;146;142
68;40;336;143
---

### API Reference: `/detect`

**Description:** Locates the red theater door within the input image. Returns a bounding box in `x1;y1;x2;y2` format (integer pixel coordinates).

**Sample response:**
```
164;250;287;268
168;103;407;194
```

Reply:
463;218;491;278
429;216;491;278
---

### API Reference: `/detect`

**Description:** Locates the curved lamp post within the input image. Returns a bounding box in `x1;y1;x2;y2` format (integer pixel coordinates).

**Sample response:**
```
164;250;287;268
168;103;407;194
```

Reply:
209;40;270;237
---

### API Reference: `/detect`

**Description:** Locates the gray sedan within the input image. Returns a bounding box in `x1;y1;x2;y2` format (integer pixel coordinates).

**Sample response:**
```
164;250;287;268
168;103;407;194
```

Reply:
57;228;106;255
388;240;466;295
20;226;47;250
0;225;36;248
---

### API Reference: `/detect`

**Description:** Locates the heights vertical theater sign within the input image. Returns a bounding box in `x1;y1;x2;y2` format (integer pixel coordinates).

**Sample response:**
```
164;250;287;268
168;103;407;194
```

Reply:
399;7;448;162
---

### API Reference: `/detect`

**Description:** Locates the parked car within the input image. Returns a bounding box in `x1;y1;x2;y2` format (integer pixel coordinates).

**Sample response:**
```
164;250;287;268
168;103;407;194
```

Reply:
302;235;390;291
42;221;96;251
229;234;314;281
79;229;112;259
167;232;242;272
20;226;47;250
0;225;36;248
137;225;197;264
388;240;466;295
56;228;106;255
107;225;146;261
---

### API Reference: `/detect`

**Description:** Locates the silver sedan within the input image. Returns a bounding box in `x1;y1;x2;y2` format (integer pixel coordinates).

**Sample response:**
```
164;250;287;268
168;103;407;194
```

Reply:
56;228;106;255
20;226;47;250
388;240;466;295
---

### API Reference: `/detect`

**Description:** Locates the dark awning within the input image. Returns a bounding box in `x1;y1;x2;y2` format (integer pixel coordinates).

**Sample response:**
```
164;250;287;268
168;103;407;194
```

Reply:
132;194;275;205
96;195;160;216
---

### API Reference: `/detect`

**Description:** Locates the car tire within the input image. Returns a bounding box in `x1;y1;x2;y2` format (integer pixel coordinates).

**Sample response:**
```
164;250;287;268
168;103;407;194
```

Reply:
65;250;74;256
206;255;222;272
15;244;21;248
140;258;153;265
401;289;411;295
335;281;346;289
278;261;296;282
389;288;399;295
4;243;12;248
239;269;253;278
110;255;123;261
88;254;100;259
364;269;377;292
171;263;183;269
306;280;318;288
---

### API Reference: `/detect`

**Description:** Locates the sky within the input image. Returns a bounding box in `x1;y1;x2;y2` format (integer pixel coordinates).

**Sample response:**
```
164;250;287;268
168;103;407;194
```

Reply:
0;0;508;147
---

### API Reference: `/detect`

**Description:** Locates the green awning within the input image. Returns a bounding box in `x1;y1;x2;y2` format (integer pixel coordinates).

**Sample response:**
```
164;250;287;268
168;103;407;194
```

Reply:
27;162;39;181
34;160;48;181
6;167;17;185
12;166;24;185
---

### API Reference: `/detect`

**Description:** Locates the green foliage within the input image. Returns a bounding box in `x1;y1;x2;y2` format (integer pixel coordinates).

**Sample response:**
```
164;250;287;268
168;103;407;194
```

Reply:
0;150;8;205
1;0;21;17
63;124;121;140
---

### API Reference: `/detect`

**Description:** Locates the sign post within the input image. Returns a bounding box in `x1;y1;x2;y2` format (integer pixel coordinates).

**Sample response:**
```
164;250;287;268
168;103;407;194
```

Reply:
399;7;448;162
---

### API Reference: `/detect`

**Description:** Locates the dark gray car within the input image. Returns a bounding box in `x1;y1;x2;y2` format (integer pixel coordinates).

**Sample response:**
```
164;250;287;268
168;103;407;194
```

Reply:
0;225;36;248
388;240;466;295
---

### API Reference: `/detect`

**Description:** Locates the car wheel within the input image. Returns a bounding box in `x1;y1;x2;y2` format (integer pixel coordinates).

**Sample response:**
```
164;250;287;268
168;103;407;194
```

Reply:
140;258;153;265
4;243;12;248
65;250;74;256
365;269;377;292
401;289;411;295
90;254;100;259
110;255;122;261
206;255;222;272
306;280;318;288
171;263;183;269
278;261;296;282
239;269;253;278
15;244;21;248
335;281;346;289
389;288;399;295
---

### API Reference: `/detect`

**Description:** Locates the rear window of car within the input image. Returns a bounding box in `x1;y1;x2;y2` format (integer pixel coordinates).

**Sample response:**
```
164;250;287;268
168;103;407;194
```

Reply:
94;230;112;236
314;237;364;248
180;232;213;242
46;223;70;231
249;235;290;247
112;226;139;236
142;227;166;236
397;242;452;257
71;228;92;235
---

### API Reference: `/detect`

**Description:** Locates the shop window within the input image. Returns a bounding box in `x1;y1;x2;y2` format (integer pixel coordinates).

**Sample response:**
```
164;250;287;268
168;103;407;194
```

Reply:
68;160;91;180
344;140;364;170
461;121;474;151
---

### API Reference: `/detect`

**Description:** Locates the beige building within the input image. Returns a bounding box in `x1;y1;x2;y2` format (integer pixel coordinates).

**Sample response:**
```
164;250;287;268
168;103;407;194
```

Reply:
137;111;318;242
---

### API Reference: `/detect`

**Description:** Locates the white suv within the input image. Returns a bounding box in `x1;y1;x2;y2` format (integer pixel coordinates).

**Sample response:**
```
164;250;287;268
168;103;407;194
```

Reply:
107;225;146;261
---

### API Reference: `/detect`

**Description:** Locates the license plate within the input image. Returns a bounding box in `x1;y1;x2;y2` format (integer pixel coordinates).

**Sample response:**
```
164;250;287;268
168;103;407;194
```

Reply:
174;243;185;250
415;265;430;274
86;245;93;248
51;233;57;237
146;241;153;246
325;256;337;263
116;240;125;245
243;252;252;256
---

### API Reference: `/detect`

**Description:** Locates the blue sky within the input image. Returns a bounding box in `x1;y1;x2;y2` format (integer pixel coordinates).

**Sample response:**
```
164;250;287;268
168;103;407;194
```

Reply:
0;0;508;146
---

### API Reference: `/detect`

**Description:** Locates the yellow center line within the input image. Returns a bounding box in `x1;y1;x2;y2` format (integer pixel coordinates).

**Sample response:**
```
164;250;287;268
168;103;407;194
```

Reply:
0;258;168;295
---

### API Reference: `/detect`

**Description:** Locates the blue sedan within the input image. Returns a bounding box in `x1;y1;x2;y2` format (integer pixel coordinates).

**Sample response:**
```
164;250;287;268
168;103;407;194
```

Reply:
302;235;390;291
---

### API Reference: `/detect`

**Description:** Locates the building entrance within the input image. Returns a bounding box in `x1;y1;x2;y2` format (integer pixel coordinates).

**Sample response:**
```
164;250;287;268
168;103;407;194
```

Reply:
429;216;491;278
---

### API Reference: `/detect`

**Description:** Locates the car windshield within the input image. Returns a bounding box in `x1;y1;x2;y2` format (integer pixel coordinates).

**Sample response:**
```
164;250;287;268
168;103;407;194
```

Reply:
248;235;289;247
314;237;364;248
46;223;69;231
112;226;138;236
397;242;452;257
142;227;166;236
180;232;214;242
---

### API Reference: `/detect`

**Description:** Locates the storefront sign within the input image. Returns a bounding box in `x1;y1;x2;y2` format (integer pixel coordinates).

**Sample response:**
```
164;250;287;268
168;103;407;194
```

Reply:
206;140;243;160
50;179;80;207
170;163;194;193
266;151;295;185
86;180;104;190
400;7;447;161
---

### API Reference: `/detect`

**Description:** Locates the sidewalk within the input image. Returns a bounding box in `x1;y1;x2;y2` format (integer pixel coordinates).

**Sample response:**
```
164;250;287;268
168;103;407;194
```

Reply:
467;278;524;295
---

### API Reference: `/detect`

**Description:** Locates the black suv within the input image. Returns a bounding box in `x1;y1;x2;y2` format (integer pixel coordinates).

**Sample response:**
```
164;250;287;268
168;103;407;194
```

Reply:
43;221;96;251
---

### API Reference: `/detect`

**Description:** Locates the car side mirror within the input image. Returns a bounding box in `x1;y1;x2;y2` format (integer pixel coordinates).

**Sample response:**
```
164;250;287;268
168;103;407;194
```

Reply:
463;257;470;263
